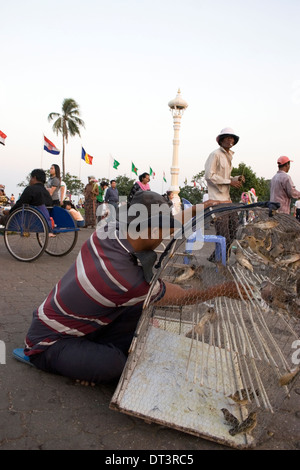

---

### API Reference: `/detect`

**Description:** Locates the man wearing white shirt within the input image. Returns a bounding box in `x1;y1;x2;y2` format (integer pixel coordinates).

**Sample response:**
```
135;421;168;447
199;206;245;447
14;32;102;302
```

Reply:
205;127;244;261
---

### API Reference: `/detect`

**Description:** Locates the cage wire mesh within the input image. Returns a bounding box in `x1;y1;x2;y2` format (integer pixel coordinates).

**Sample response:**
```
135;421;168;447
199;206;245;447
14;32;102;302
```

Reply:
110;204;300;449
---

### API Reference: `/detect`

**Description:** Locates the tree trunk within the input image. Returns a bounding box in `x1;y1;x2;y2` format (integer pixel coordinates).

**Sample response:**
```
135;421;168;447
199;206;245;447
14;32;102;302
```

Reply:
62;135;65;179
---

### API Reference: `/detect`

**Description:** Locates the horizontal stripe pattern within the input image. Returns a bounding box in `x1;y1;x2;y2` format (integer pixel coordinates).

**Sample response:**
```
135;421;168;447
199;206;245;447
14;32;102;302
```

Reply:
25;225;164;355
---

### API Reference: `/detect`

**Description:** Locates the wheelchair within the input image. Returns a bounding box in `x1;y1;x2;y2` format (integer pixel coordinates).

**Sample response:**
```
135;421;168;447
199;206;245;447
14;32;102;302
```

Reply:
3;205;80;262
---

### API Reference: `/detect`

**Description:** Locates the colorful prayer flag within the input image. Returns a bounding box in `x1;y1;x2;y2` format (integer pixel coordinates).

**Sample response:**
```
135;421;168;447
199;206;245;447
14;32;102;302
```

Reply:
44;135;60;155
163;171;167;183
149;167;155;178
0;130;7;146
112;159;120;170
81;147;93;165
131;162;138;175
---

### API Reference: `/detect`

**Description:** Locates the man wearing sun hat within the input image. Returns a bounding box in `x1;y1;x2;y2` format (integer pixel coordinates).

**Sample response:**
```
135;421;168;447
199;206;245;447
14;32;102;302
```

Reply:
205;127;244;201
204;127;245;261
270;156;300;214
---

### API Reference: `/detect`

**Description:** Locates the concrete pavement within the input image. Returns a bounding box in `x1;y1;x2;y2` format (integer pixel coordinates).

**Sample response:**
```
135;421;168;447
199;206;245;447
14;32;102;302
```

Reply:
0;228;299;451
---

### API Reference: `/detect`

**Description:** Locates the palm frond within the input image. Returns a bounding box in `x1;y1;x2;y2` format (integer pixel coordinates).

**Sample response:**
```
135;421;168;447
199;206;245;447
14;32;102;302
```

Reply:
48;112;60;122
68;120;81;137
73;116;85;127
51;118;63;135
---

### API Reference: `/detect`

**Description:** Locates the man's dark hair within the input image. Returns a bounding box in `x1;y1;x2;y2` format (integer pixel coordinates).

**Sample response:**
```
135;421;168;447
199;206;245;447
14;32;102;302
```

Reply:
139;172;150;182
110;179;116;184
31;169;46;184
278;162;290;169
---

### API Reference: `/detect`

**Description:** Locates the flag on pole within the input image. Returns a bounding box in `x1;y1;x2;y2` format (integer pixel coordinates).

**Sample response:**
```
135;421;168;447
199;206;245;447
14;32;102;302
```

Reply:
81;147;93;165
112;158;120;170
163;171;167;183
0;130;7;146
44;135;60;155
149;167;155;178
131;162;138;175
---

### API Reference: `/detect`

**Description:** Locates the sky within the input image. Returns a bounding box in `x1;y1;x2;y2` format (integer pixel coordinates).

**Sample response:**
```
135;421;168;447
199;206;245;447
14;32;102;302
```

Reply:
1;0;300;199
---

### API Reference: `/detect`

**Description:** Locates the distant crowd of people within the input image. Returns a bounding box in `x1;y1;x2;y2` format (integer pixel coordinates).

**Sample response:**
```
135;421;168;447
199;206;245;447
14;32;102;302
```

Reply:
2;131;300;233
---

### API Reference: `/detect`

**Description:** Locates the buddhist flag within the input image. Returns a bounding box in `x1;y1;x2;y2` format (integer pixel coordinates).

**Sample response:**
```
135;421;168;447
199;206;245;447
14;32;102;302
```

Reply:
44;135;60;155
0;130;7;146
81;147;93;165
131;162;138;175
163;171;167;183
149;167;155;178
112;158;120;170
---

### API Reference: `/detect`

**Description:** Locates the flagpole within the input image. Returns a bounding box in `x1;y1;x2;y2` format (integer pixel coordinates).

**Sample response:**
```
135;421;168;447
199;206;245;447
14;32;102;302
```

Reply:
79;148;82;181
108;154;111;181
41;134;44;168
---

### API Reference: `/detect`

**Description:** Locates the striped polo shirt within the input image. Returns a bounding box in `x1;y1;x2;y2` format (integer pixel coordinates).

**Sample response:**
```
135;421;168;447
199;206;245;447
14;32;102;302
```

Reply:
25;223;165;356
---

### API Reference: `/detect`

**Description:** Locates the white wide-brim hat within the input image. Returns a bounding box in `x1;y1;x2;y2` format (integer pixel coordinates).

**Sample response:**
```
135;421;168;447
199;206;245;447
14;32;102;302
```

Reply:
216;127;239;145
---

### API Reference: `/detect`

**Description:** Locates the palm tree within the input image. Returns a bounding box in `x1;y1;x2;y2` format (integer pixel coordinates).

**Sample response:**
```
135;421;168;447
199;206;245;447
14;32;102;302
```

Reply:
48;98;85;179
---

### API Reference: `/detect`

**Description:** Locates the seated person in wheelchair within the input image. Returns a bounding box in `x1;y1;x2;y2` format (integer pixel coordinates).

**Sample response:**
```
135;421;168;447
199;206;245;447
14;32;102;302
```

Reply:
0;169;53;226
63;200;85;227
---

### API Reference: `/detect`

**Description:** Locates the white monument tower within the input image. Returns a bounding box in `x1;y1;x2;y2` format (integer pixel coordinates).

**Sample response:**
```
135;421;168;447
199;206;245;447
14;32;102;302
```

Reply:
168;89;188;212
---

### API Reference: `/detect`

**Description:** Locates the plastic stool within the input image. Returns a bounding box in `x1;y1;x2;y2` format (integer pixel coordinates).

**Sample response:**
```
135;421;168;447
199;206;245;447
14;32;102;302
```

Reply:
181;198;227;266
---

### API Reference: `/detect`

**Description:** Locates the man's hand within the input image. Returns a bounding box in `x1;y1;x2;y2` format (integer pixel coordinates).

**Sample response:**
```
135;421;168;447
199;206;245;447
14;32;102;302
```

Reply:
230;180;243;189
230;175;245;189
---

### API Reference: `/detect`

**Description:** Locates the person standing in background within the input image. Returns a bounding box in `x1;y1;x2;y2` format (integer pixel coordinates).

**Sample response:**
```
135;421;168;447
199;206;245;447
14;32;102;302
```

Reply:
84;176;99;228
127;172;151;204
105;179;119;220
10;194;15;206
270;156;300;214
202;190;209;203
46;164;61;206
295;197;300;222
59;180;66;206
205;127;244;261
96;181;109;222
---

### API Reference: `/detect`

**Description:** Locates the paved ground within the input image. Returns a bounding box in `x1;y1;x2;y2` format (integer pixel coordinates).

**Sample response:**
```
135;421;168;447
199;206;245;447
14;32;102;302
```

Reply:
0;227;299;452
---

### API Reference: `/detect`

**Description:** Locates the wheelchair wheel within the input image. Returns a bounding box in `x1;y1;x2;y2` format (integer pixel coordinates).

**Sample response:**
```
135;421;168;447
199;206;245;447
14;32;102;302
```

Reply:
40;229;78;257
4;207;48;261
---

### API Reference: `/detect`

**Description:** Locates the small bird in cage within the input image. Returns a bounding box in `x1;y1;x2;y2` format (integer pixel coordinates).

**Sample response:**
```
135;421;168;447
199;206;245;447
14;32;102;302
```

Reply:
173;264;203;283
227;388;260;406
234;248;254;272
174;265;197;283
221;408;240;428
228;412;257;436
185;307;217;338
279;367;300;387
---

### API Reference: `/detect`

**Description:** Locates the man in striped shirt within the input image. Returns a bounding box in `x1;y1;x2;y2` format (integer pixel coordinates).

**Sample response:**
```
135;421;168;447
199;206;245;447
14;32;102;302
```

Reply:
24;191;245;385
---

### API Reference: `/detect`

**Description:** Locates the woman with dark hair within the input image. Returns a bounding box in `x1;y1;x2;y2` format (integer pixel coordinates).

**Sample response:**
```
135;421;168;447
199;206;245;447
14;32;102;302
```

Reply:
46;164;61;206
127;172;150;204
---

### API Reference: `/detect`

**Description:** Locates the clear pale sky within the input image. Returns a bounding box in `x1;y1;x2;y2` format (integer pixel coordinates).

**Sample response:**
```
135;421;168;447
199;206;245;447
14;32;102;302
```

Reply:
1;0;300;198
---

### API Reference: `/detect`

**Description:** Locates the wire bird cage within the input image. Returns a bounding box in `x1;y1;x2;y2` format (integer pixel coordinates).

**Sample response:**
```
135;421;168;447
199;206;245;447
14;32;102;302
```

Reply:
110;203;300;449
